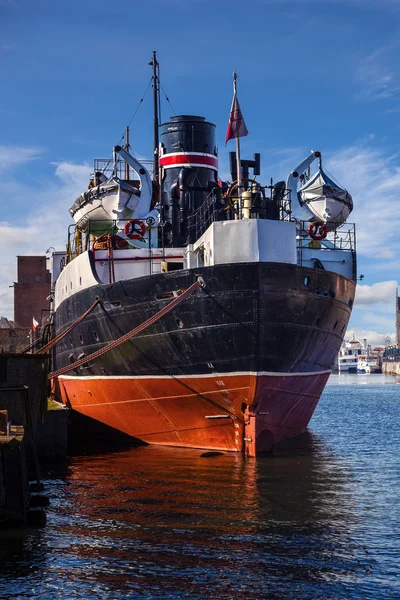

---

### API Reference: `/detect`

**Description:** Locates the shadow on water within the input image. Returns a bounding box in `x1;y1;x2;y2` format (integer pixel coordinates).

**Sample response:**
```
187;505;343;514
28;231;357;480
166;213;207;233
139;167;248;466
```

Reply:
0;430;384;600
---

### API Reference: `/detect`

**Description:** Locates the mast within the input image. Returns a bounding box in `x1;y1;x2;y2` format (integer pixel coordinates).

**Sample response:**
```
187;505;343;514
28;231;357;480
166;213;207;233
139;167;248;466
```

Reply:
233;71;242;219
151;50;160;182
124;125;130;181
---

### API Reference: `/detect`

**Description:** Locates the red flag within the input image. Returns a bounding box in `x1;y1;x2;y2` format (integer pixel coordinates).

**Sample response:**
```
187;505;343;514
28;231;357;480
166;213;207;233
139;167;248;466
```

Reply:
32;317;39;331
225;91;248;145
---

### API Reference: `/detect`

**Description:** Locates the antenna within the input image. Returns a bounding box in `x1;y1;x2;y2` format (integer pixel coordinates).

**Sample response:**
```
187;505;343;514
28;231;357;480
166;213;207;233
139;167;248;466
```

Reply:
125;125;130;181
151;51;160;182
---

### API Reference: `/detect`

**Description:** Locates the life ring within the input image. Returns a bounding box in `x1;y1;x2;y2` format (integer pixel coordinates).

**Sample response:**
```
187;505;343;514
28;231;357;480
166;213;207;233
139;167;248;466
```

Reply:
124;219;146;240
308;221;327;241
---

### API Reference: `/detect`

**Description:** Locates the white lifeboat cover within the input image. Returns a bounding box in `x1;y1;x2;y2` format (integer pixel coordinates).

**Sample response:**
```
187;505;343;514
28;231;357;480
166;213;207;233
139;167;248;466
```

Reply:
299;168;353;214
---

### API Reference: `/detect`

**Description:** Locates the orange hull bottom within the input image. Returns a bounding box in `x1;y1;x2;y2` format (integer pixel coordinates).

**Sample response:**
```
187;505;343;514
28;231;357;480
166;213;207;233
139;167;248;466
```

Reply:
57;371;330;457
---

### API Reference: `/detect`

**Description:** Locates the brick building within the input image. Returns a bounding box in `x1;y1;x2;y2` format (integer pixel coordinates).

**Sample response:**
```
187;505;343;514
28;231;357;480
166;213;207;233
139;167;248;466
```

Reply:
0;328;30;353
14;256;51;329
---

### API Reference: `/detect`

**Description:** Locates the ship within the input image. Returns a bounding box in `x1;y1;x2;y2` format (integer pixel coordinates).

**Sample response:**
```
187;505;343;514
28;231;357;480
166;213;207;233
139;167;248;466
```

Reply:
338;336;382;374
49;53;357;456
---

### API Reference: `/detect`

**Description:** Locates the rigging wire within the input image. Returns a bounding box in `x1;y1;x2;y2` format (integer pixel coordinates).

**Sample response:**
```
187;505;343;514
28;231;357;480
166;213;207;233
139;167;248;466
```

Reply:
99;71;177;175
160;82;177;116
321;165;349;191
97;76;154;175
118;76;153;145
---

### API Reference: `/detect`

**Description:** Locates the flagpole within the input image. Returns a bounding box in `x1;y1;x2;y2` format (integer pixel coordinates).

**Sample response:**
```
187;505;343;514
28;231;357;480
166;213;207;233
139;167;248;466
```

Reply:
233;71;242;219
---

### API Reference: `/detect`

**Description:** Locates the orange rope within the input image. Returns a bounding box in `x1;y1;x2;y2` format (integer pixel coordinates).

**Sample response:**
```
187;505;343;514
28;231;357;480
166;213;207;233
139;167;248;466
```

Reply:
48;279;202;380
17;337;43;355
36;299;101;355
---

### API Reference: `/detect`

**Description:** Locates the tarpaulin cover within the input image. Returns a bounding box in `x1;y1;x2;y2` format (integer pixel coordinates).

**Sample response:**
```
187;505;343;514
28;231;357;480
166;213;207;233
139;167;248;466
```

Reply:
299;168;353;211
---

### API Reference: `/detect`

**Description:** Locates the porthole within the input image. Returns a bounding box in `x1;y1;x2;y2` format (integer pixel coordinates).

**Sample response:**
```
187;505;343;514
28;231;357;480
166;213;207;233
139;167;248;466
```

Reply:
176;318;184;329
304;275;311;287
70;281;72;289
79;277;82;285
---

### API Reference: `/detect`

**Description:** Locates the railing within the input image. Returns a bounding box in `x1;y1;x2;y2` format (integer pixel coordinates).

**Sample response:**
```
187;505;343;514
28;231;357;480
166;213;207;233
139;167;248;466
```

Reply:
186;185;292;244
94;157;154;181
296;222;357;280
66;220;121;264
186;193;226;243
296;222;356;252
383;346;400;362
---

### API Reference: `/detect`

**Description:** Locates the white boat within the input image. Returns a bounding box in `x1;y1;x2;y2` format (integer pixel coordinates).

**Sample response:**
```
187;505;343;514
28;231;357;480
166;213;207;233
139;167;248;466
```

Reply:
338;336;365;373
69;145;158;239
298;168;353;227
339;336;382;374
286;151;353;230
357;356;381;374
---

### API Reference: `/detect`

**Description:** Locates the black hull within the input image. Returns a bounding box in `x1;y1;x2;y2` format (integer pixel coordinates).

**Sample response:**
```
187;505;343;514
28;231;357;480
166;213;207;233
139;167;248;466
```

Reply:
54;262;355;377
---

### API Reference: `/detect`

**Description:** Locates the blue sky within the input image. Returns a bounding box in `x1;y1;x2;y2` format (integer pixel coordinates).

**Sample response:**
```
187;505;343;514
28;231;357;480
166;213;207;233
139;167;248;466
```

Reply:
0;0;399;345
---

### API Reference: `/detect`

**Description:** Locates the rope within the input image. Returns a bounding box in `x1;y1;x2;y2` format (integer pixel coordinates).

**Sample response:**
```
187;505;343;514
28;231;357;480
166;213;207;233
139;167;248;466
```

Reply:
117;76;153;146
107;234;116;284
36;298;101;356
160;83;177;115
48;279;203;380
17;336;43;355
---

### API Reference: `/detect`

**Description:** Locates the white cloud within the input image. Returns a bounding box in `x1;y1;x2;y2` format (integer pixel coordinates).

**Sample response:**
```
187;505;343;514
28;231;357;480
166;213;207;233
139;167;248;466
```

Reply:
0;157;91;317
51;161;93;185
355;40;400;103
355;280;398;306
345;328;395;349
0;145;43;171
361;312;395;330
326;144;400;260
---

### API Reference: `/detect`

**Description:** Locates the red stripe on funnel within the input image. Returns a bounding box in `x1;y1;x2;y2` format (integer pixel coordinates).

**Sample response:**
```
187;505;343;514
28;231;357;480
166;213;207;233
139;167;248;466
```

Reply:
159;153;218;170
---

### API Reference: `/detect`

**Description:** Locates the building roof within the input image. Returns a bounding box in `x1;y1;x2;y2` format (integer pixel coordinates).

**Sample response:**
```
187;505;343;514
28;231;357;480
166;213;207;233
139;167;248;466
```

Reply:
0;317;13;329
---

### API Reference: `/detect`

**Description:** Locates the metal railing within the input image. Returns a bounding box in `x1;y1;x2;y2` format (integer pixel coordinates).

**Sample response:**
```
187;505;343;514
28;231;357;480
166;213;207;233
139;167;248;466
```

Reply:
66;220;121;264
296;222;356;252
383;346;400;362
94;157;154;181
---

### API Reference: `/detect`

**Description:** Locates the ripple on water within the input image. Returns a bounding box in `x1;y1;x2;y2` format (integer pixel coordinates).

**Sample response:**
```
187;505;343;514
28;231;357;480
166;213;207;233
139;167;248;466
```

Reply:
0;376;399;599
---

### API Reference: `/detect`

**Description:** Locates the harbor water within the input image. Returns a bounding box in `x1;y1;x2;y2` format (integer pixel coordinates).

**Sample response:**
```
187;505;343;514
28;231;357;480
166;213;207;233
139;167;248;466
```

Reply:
0;374;399;599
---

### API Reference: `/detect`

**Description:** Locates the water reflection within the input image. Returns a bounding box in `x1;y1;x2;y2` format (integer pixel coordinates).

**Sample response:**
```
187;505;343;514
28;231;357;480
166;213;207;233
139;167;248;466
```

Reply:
0;433;386;599
328;372;400;385
57;436;370;598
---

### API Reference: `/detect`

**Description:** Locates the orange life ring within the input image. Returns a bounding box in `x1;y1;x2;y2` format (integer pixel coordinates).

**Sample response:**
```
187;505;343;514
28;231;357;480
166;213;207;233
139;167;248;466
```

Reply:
308;221;327;241
124;219;146;240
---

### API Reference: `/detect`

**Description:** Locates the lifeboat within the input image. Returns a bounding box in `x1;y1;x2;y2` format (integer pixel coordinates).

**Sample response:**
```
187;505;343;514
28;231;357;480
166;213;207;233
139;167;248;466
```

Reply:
298;167;353;229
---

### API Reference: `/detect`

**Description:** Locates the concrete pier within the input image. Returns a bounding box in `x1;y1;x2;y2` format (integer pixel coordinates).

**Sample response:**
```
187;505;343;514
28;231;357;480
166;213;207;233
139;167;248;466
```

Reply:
0;353;53;527
382;361;400;376
0;412;29;525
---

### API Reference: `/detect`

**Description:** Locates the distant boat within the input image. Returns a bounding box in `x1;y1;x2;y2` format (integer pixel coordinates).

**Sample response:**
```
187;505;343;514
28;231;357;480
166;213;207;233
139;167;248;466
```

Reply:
339;336;382;374
357;356;381;374
339;336;364;373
